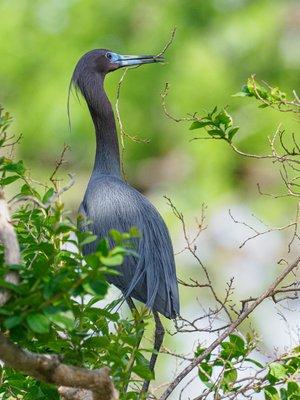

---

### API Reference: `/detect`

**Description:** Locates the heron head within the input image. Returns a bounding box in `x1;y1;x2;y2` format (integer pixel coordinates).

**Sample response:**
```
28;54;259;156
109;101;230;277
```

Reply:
73;49;164;77
70;49;164;116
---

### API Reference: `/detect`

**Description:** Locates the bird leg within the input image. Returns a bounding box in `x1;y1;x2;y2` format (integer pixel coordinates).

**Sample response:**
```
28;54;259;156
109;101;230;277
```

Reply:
126;296;137;314
141;311;165;394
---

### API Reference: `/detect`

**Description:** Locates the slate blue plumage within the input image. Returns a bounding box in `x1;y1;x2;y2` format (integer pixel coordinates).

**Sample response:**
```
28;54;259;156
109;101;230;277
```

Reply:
72;49;179;319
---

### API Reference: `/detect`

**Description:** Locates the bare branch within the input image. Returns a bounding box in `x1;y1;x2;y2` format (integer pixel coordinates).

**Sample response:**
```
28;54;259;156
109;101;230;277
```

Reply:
160;256;300;400
165;196;233;325
50;144;70;192
161;82;197;123
228;208;298;250
155;27;177;58
115;27;177;178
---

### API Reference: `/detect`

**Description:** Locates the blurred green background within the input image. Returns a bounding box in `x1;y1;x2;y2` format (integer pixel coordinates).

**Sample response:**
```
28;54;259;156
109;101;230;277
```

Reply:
1;0;299;212
1;0;299;397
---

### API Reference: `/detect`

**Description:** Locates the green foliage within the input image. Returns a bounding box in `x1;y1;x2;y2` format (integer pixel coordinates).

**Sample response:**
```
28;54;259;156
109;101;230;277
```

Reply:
0;108;150;399
189;81;300;395
189;76;299;146
232;75;300;119
1;68;299;397
189;107;239;142
233;75;288;109
195;335;300;399
1;0;299;212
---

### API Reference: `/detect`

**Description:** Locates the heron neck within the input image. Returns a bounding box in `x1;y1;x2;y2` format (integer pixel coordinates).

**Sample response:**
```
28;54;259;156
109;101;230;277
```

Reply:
88;78;121;178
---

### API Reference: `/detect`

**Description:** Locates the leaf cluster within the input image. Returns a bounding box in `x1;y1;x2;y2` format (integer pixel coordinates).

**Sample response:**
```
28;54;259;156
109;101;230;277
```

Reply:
196;334;300;399
0;109;149;400
189;107;239;143
233;75;300;113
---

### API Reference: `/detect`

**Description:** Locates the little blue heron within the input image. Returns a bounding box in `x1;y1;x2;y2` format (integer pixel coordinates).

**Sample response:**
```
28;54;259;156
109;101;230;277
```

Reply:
71;49;179;390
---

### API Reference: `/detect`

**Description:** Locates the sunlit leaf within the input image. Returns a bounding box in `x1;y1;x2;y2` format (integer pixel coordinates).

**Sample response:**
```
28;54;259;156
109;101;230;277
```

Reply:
26;314;50;334
264;386;279;400
132;364;154;380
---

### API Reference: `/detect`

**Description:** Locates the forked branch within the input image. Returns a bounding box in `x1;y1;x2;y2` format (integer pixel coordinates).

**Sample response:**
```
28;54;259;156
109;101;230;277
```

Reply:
160;256;300;399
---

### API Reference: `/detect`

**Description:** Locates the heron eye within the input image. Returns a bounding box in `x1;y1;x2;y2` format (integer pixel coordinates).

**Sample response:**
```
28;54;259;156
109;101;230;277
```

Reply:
106;52;112;60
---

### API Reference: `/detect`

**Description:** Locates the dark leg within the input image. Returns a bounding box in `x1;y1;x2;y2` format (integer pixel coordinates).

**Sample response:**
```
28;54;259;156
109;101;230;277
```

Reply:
141;311;165;394
126;297;137;314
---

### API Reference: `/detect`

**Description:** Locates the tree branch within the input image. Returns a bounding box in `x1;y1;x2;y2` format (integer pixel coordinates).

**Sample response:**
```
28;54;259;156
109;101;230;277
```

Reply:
0;332;118;400
160;256;300;400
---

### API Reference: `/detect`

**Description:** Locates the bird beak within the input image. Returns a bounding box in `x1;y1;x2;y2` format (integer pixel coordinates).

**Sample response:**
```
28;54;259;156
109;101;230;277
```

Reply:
116;54;165;68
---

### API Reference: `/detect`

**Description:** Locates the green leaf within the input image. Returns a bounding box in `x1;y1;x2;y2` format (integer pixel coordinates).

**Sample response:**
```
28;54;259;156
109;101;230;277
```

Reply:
222;366;237;388
210;106;218;115
55;223;74;234
0;308;11;315
264;386;279;400
3;160;25;175
99;309;119;322
80;234;97;246
189;120;212;130
87;279;108;296
291;346;300;354
215;109;232;129
0;279;22;293
198;362;212;382
232;91;249;97
42;188;55;204
287;381;300;397
229;334;245;352
85;254;101;269
135;352;150;368
259;104;269;108
20;183;40;198
109;246;127;256
26;313;50;334
195;346;210;361
109;229;123;243
84;336;110;348
268;362;287;383
220;335;247;360
100;254;124;267
44;309;75;330
227;126;239;142
132;364;154;381
0;175;20;185
245;358;264;369
97;238;109;255
4;315;23;329
207;129;225;137
129;226;140;238
280;388;287;400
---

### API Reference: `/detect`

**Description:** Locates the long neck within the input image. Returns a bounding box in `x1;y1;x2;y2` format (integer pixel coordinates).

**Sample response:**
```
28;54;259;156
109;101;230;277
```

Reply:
86;75;121;177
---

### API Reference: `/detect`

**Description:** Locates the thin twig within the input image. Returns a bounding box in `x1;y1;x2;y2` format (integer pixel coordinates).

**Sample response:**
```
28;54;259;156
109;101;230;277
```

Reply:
114;27;177;178
159;257;300;400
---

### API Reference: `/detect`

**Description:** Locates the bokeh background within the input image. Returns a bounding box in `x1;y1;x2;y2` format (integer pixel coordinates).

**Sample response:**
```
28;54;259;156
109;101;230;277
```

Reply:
1;0;299;398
